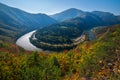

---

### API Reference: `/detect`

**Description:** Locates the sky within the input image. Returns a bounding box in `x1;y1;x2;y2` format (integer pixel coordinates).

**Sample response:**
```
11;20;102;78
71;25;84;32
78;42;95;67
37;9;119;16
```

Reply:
0;0;120;15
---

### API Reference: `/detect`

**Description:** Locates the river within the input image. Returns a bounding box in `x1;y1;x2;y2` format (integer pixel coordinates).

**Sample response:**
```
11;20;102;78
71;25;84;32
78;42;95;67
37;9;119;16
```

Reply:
16;29;95;52
16;30;43;51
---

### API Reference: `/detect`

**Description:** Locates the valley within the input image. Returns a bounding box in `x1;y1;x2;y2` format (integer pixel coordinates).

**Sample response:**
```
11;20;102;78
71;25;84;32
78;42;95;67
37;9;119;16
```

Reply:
0;24;120;80
0;1;120;80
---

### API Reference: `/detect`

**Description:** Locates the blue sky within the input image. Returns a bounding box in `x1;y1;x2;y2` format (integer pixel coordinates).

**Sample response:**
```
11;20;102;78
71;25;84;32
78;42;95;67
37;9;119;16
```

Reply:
0;0;120;15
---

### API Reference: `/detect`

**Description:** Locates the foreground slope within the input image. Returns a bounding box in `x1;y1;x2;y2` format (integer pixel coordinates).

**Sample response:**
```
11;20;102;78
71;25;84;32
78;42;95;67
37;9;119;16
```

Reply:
0;24;120;80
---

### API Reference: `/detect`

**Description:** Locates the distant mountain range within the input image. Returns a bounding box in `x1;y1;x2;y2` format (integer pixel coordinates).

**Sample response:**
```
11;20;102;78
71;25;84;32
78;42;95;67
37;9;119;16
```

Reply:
50;8;85;21
0;3;56;29
0;2;120;44
51;8;120;23
50;8;120;30
0;3;56;42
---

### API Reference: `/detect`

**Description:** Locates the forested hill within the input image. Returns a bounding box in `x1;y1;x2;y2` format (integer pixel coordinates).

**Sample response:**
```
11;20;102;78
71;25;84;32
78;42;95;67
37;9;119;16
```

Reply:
0;24;120;80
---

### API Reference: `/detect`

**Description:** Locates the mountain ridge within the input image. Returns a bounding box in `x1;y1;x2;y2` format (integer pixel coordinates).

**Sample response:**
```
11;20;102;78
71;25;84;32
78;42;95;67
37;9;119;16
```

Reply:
51;8;119;22
0;2;57;42
50;8;85;21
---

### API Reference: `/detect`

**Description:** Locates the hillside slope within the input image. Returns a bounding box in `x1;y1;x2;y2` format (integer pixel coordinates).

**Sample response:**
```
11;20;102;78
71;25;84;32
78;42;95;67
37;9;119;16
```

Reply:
0;24;120;80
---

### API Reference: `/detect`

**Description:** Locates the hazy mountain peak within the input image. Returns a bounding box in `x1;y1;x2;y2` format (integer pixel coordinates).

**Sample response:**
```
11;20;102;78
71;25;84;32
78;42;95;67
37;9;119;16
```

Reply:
51;8;85;21
64;8;83;12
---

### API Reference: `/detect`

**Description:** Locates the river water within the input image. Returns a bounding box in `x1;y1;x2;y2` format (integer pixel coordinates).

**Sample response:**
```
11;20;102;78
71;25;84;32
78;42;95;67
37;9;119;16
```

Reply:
16;30;42;51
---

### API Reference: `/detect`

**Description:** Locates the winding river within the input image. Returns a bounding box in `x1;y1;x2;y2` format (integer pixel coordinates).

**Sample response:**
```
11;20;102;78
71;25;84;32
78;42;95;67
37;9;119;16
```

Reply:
16;29;95;52
16;30;43;51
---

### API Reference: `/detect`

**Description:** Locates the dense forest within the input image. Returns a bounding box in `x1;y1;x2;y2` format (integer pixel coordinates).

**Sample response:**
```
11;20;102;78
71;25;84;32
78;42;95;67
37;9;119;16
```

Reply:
30;22;84;51
0;24;120;80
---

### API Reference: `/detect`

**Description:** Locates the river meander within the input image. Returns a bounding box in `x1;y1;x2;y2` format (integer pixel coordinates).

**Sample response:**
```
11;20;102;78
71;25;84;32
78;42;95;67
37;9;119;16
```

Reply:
16;30;43;51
